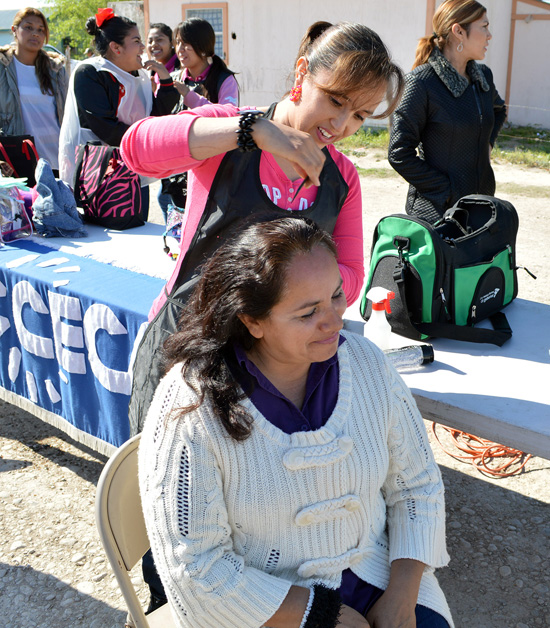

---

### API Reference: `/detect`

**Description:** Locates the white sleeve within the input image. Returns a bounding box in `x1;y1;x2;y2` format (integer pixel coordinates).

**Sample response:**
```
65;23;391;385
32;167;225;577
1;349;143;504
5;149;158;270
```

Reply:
381;361;450;569
139;368;292;627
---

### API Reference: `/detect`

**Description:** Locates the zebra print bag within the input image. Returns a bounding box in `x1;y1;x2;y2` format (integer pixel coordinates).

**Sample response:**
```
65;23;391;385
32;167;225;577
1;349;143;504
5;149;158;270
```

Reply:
73;142;144;230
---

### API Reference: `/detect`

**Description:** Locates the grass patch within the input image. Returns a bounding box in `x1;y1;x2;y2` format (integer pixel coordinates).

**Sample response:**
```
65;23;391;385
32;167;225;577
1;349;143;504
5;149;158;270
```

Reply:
498;182;549;198
494;125;550;170
336;126;390;151
338;124;550;170
355;166;398;178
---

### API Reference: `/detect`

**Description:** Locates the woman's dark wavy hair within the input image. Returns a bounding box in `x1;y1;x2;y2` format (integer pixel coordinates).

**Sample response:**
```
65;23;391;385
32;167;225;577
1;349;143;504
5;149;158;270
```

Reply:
173;17;237;102
162;217;337;441
12;8;54;95
85;13;137;57
293;20;404;119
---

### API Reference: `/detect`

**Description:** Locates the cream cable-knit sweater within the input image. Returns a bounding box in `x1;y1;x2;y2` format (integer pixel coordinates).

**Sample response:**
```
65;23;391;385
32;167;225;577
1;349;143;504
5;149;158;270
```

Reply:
139;332;453;628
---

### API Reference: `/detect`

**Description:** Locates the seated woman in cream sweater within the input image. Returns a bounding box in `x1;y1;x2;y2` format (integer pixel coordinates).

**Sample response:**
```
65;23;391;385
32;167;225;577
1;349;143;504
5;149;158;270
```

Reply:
138;217;453;628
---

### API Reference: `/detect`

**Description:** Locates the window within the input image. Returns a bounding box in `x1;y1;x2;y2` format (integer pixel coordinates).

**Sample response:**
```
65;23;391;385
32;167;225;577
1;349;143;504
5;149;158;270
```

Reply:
182;2;228;61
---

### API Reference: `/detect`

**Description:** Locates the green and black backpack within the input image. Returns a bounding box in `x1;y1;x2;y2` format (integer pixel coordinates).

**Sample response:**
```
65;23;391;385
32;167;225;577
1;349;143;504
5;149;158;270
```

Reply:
360;195;526;346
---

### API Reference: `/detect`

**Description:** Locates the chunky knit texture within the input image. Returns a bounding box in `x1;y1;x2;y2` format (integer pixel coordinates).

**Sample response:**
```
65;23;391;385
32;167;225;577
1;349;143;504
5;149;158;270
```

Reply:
139;332;453;627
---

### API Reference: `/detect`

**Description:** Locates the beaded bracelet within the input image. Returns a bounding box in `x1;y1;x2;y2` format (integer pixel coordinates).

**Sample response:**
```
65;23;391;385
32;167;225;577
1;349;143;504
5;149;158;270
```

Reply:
236;110;263;152
303;584;342;628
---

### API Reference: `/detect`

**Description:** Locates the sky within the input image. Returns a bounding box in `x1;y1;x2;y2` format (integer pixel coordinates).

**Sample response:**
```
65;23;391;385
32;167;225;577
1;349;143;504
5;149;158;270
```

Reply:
5;0;49;10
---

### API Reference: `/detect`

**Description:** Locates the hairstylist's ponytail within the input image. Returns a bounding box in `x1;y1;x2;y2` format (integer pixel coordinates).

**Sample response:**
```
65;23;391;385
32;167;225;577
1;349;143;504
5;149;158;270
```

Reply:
412;34;439;69
296;20;332;61
202;54;237;103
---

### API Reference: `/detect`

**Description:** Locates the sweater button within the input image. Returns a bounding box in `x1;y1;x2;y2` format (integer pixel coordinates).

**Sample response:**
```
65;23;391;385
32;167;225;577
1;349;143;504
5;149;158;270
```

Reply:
345;499;361;512
338;436;353;453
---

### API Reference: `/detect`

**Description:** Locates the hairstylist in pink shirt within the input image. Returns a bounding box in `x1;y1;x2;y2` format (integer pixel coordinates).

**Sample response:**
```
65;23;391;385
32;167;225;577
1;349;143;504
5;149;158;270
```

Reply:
121;20;404;439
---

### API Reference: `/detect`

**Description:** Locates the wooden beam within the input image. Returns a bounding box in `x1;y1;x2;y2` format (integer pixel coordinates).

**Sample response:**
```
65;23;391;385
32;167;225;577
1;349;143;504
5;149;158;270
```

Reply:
143;0;150;34
516;0;550;10
513;13;550;19
505;0;518;107
425;0;436;37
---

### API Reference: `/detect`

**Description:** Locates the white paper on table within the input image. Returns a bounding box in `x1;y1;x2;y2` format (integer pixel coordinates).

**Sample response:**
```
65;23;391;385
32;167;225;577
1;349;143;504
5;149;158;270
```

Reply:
53;266;81;273
37;257;70;268
6;254;40;268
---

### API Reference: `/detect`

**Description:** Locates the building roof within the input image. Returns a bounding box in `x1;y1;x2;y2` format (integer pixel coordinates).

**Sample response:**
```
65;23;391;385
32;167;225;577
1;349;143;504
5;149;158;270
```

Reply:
0;10;19;30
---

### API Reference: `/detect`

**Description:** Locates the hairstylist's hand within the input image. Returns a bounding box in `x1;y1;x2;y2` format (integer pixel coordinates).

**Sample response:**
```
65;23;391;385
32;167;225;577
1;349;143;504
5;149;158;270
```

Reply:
338;603;371;627
253;117;326;187
143;59;171;80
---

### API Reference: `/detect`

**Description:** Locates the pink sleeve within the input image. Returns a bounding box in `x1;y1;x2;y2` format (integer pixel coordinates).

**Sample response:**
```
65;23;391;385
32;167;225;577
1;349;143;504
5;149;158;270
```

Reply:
328;146;364;305
120;103;241;178
184;75;239;108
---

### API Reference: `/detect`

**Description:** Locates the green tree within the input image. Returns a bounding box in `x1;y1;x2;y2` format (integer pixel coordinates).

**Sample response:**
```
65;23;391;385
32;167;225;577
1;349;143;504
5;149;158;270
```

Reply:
44;0;102;59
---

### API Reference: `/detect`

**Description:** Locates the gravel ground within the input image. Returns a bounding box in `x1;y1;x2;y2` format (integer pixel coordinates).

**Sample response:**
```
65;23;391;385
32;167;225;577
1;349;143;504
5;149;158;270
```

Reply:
1;161;549;628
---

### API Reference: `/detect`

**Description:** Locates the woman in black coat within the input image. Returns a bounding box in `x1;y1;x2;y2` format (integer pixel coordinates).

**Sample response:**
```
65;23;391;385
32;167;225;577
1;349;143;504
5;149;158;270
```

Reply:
388;0;506;224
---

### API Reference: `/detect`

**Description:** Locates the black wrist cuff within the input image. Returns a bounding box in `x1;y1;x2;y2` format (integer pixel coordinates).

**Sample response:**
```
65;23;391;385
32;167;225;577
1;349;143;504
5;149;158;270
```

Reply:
236;110;262;152
303;584;342;628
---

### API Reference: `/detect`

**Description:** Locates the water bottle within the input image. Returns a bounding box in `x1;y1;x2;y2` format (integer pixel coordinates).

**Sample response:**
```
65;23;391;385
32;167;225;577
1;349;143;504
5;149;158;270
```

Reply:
363;287;395;350
384;344;434;372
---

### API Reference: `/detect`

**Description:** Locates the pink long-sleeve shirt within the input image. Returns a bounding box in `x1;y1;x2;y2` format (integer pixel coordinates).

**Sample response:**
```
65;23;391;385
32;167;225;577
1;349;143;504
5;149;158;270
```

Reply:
120;103;364;318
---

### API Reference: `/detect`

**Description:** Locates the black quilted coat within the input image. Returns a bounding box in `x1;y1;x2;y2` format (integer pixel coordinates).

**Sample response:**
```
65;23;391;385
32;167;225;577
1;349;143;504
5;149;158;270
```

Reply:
388;48;507;223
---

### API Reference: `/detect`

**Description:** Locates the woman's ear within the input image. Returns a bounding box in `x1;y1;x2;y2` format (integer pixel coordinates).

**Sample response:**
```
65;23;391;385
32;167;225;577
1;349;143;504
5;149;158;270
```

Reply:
237;313;264;339
295;56;309;84
109;40;121;56
451;22;465;40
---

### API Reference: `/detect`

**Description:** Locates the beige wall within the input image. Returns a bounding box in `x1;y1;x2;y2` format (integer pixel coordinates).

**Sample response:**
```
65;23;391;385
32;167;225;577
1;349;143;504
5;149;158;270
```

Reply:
147;0;549;128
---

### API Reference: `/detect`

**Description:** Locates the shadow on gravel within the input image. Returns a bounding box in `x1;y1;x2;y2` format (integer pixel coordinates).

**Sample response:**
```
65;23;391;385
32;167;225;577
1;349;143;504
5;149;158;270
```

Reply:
0;562;127;628
0;401;109;485
435;463;550;627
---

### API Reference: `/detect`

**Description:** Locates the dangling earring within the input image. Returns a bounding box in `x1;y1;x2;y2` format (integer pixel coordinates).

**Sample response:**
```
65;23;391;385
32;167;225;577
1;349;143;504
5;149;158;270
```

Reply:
289;84;302;102
457;41;464;52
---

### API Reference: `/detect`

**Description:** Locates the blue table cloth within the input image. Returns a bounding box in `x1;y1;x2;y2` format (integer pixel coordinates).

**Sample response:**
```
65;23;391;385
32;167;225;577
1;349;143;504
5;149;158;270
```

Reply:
0;239;165;452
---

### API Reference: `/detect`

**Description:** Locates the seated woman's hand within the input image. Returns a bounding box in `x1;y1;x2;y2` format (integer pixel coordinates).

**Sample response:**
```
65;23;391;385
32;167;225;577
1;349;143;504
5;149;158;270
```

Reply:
338;603;371;628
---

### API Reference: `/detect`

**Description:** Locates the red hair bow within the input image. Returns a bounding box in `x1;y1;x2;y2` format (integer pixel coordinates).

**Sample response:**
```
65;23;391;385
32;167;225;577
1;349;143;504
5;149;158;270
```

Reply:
96;7;115;28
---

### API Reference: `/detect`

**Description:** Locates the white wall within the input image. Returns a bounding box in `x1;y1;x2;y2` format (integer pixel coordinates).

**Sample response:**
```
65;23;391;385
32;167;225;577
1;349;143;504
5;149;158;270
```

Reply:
507;0;550;128
148;0;550;128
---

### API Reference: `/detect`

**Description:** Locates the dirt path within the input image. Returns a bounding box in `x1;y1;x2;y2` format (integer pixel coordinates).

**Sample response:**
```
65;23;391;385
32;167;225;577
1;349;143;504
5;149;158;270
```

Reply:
1;156;549;628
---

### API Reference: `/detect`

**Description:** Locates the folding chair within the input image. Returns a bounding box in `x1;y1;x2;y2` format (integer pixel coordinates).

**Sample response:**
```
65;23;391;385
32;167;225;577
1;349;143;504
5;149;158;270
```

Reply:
95;434;176;628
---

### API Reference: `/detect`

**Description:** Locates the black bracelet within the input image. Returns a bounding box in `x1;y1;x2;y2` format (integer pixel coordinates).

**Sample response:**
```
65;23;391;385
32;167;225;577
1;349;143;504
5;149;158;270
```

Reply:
236;110;263;152
303;584;342;628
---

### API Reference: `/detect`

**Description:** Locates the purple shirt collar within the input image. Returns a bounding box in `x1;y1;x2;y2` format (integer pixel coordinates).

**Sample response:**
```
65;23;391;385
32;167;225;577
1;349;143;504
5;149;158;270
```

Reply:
182;63;211;83
232;336;344;434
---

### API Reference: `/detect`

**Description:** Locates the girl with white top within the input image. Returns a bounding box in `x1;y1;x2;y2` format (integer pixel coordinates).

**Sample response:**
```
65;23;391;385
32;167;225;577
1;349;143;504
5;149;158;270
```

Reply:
0;7;68;174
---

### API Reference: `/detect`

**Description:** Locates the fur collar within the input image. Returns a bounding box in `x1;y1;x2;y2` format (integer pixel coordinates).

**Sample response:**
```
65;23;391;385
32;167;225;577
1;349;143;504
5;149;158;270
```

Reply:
428;47;489;97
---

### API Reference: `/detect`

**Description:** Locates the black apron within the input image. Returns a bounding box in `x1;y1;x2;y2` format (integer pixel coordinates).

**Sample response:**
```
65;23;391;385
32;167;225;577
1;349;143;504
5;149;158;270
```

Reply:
129;104;350;435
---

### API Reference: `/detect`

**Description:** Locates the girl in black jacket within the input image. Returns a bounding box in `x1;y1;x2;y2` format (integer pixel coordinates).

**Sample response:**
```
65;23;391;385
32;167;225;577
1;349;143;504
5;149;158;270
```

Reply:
388;0;506;224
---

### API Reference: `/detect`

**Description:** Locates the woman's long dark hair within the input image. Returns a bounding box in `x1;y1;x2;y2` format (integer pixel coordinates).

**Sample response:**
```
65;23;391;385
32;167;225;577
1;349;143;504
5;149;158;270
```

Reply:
174;17;237;102
162;217;337;441
12;8;54;95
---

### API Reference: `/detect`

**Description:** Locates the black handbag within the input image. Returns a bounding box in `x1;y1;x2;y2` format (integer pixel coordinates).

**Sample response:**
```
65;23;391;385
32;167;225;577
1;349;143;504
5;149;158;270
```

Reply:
0;135;39;187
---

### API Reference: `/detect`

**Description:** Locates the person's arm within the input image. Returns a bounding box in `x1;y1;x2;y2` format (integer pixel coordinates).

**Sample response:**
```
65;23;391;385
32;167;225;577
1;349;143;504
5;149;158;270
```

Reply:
73;64;129;147
181;73;240;108
365;559;425;628
328;147;364;305
388;74;453;206
485;67;507;148
121;103;326;186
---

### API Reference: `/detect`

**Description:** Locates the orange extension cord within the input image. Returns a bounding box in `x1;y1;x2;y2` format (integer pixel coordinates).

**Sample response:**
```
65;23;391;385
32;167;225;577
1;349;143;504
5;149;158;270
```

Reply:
431;423;533;478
